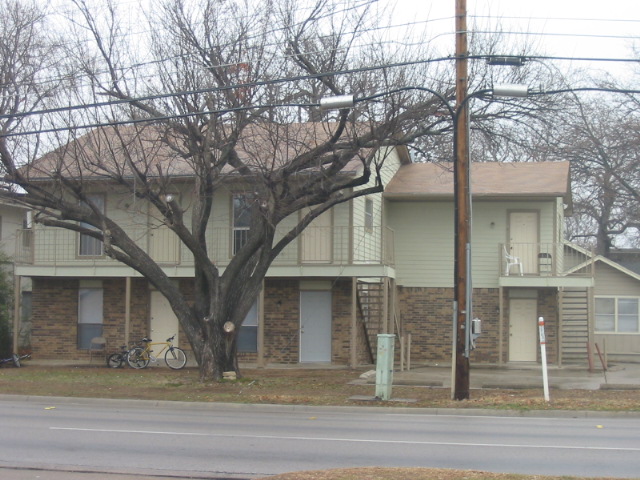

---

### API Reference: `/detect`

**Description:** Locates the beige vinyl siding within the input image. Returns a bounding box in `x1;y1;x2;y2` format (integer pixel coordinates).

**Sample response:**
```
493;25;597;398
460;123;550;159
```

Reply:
388;199;557;288
387;201;454;287
351;148;401;264
593;262;640;355
594;263;640;297
0;204;26;252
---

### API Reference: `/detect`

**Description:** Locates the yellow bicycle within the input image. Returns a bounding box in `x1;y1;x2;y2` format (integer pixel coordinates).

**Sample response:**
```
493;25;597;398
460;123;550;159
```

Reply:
126;334;187;370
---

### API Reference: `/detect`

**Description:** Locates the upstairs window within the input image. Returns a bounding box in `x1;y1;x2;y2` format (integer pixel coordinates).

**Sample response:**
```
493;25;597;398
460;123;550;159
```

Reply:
79;194;105;256
232;194;251;255
364;198;374;232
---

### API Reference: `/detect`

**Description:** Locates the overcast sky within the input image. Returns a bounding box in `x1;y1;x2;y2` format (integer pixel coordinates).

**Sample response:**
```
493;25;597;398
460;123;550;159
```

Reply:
44;0;640;78
392;0;640;76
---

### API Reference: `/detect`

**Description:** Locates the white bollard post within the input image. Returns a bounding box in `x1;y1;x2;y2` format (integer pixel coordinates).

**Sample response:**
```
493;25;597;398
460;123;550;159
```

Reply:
538;317;550;402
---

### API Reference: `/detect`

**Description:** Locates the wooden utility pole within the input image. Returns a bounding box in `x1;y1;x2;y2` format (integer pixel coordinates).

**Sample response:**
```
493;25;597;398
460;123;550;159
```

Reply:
453;0;471;400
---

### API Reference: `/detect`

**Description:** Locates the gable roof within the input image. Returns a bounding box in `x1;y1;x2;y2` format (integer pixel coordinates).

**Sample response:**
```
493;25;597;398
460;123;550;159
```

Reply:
564;242;640;282
384;161;571;202
22;122;411;182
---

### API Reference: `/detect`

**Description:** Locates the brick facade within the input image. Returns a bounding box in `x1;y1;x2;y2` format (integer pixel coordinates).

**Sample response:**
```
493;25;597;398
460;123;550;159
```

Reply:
397;286;559;365
29;277;559;366
31;277;150;360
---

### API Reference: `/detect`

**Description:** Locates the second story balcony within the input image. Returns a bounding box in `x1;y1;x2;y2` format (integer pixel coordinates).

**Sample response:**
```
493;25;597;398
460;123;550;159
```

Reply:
500;243;594;288
14;225;395;278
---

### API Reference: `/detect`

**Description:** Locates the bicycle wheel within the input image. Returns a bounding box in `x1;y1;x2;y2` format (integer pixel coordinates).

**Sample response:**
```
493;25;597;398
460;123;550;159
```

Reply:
165;347;187;370
107;353;123;368
127;347;150;369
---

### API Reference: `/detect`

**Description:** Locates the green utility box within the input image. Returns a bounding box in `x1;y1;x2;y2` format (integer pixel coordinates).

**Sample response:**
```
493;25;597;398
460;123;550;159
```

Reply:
375;334;395;401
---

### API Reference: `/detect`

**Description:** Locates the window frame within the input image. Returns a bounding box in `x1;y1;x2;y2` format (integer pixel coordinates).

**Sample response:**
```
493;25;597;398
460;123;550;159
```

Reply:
595;296;640;334
364;198;374;233
237;299;259;353
77;283;104;349
231;193;251;256
78;194;105;257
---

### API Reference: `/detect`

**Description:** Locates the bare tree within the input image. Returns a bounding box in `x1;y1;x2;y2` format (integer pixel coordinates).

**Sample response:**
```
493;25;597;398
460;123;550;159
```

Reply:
0;1;62;168
1;0;561;380
534;92;640;254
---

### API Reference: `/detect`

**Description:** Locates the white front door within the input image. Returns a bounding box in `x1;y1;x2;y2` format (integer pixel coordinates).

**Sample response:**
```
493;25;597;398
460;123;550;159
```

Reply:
150;291;179;346
509;212;539;274
300;290;332;362
509;298;537;362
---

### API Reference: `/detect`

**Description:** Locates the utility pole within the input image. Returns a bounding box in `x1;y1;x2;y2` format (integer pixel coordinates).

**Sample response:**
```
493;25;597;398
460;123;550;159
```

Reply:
453;0;471;400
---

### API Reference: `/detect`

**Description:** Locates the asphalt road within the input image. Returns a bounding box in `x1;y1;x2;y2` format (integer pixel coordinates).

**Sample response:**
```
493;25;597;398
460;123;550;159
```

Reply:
1;396;639;479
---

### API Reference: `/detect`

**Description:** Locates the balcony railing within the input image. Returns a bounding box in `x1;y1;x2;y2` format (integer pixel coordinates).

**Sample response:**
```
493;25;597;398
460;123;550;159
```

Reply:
14;225;394;268
500;243;593;277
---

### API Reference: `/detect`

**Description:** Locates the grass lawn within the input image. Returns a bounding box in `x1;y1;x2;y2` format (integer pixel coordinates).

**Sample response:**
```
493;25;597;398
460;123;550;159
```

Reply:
1;364;639;411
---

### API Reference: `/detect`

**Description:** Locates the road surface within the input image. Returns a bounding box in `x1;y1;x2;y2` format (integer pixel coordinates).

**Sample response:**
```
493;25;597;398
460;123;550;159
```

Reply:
1;397;638;478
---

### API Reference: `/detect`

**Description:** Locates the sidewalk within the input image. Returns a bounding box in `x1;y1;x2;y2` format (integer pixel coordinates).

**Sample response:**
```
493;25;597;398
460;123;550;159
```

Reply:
384;363;640;390
358;362;640;391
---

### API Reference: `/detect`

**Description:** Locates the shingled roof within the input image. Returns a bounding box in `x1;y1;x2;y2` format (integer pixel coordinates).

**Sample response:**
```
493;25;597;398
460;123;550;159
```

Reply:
22;122;409;181
384;161;571;202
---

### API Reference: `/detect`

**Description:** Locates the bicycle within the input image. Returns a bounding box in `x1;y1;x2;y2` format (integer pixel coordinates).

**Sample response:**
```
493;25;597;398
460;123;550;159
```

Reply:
0;353;31;368
126;334;187;370
106;341;140;368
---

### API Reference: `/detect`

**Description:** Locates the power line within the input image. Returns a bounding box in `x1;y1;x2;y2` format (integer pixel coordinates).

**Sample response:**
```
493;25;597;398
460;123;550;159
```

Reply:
5;50;640;134
0;55;457;122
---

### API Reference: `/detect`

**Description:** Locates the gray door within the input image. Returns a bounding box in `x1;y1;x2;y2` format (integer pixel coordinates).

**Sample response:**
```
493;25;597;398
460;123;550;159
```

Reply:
300;290;332;362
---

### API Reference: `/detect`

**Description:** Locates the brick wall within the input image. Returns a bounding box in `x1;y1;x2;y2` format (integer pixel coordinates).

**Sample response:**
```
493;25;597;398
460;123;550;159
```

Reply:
31;278;78;358
398;286;501;364
538;288;558;364
31;276;557;366
398;287;453;363
262;279;300;363
31;277;151;360
331;279;370;365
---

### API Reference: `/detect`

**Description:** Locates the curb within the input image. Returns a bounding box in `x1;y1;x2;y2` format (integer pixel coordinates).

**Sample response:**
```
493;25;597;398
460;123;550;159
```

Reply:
2;393;639;418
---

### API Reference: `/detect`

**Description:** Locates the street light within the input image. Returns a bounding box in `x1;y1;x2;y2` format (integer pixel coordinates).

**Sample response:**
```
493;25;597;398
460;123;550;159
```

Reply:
321;83;529;400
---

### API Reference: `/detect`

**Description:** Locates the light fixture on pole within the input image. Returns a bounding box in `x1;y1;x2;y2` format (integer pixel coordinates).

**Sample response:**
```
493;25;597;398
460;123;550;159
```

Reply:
320;82;529;401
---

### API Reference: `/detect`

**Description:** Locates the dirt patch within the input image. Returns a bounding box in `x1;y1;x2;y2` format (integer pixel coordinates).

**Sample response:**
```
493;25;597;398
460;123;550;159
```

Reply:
259;467;623;480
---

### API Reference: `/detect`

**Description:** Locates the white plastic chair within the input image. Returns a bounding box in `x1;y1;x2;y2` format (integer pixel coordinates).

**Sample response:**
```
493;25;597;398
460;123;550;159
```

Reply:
504;246;523;276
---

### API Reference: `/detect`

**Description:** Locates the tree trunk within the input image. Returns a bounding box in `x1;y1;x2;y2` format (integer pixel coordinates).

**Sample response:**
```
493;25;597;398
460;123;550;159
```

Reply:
197;327;240;382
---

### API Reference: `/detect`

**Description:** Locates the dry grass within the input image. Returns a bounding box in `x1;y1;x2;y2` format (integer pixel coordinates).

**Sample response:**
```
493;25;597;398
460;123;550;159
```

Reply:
261;467;625;480
0;364;638;412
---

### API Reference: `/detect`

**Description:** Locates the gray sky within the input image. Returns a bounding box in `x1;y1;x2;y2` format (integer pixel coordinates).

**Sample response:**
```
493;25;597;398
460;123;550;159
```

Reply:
393;0;640;76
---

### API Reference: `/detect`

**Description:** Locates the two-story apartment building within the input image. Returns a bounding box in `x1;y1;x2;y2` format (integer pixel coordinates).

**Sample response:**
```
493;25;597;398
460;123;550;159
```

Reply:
384;162;593;365
12;128;600;367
